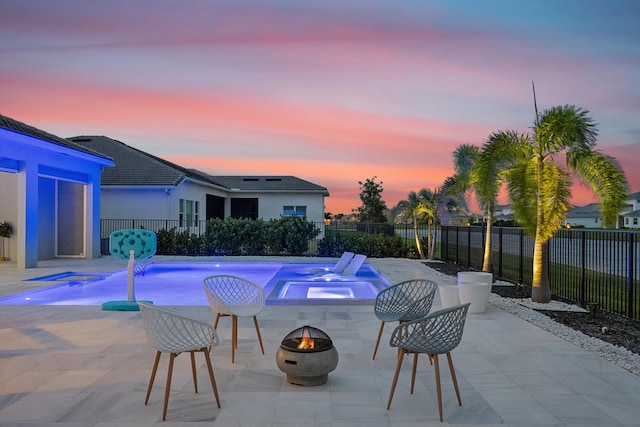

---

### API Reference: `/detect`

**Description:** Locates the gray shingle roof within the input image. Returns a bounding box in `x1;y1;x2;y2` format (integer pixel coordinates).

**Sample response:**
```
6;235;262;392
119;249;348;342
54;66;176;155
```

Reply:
622;210;640;218
69;136;229;187
0;114;113;162
69;136;329;194
567;202;601;218
208;175;329;194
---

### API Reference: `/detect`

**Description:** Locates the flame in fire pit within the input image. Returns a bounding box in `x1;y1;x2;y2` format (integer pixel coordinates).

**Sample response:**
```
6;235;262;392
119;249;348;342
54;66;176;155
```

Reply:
297;327;315;350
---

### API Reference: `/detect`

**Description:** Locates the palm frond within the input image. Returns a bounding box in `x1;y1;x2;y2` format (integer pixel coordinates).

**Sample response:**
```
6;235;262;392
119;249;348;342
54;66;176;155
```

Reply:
569;151;629;227
536;105;598;154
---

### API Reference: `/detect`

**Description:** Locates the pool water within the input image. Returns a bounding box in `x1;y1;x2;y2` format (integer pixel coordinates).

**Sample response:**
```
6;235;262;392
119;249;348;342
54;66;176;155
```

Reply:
0;262;392;306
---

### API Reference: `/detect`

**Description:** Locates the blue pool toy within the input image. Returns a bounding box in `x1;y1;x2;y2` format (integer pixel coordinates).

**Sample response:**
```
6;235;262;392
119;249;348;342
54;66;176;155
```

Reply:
102;229;156;311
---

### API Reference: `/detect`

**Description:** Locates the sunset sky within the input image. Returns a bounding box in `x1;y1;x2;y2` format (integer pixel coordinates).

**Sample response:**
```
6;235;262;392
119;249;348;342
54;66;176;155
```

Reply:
1;0;638;214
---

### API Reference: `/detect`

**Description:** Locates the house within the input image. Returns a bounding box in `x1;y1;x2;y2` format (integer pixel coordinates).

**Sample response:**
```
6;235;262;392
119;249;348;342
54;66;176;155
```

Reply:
565;202;603;228
565;191;640;229
0;115;114;268
620;191;640;229
69;136;329;239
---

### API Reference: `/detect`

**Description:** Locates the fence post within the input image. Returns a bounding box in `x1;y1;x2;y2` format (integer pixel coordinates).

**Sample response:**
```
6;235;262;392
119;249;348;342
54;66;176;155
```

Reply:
628;232;635;320
518;229;524;285
455;226;460;264
498;226;503;279
580;231;586;307
466;226;471;267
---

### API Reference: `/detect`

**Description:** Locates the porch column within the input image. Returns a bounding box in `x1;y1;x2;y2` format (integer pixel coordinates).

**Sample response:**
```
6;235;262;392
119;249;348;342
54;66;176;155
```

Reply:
17;160;38;268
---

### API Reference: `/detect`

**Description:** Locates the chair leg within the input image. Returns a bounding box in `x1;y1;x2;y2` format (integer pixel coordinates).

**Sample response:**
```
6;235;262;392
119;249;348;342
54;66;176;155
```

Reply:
214;313;221;329
372;321;385;360
163;353;177;421
202;348;221;408
387;348;405;410
446;352;462;406
432;354;443;423
145;351;162;405
190;351;198;393
410;352;419;394
231;315;237;363
253;316;265;355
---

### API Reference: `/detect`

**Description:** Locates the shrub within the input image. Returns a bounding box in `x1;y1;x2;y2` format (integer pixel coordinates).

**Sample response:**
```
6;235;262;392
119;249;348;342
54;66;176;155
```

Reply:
267;216;321;255
318;230;411;258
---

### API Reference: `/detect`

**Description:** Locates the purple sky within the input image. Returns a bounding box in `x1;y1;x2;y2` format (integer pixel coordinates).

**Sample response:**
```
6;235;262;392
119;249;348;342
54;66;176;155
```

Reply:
1;0;638;213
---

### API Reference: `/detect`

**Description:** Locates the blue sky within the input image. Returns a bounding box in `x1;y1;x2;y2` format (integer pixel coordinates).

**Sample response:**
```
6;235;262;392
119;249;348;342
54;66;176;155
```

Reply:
1;0;638;213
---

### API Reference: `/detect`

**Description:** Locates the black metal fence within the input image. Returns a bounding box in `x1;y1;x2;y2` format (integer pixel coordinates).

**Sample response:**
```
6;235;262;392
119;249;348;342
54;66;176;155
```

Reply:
441;225;639;320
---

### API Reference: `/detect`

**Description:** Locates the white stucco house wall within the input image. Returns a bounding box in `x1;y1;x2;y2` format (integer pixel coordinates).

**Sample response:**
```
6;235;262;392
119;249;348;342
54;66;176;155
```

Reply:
0;115;114;268
68;136;329;248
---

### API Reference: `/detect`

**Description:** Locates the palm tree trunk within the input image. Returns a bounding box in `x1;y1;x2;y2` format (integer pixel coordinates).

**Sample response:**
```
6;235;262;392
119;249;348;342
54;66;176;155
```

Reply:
414;218;424;259
531;235;551;302
482;212;493;272
429;224;437;260
532;155;551;303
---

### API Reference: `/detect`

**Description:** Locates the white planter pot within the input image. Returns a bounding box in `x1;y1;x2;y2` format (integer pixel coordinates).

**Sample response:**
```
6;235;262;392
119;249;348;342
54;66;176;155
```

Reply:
457;271;492;285
438;285;460;308
458;282;491;314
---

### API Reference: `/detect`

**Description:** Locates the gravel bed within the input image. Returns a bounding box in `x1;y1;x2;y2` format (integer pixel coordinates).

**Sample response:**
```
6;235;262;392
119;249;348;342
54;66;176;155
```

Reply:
417;260;640;377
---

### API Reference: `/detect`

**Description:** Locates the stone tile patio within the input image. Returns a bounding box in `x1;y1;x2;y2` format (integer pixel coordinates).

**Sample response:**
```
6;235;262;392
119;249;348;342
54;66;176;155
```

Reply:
1;256;639;426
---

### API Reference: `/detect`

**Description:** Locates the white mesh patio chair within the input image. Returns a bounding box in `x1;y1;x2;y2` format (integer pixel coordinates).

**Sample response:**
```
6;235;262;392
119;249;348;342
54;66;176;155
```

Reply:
203;275;265;363
372;279;438;359
386;303;471;423
138;302;221;421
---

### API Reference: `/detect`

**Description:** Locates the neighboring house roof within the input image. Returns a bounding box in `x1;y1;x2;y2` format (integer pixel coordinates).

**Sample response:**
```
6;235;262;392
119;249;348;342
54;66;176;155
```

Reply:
567;202;601;218
0;114;113;162
627;191;640;201
69;135;227;188
622;210;640;218
209;176;329;195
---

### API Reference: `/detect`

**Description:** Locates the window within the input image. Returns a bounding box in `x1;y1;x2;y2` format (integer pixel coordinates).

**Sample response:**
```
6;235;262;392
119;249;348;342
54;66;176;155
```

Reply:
179;199;199;227
634;218;638;225
283;206;307;217
231;198;258;219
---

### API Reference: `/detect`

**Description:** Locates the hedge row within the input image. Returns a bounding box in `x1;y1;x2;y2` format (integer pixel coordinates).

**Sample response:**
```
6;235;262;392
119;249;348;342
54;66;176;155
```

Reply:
155;216;320;256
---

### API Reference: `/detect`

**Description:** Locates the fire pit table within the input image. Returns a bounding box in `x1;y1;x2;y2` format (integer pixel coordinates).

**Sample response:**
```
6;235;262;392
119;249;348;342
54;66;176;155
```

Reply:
276;325;339;386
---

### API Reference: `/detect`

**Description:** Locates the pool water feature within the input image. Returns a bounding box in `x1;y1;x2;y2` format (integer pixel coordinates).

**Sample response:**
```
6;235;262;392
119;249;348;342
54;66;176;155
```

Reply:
0;262;391;306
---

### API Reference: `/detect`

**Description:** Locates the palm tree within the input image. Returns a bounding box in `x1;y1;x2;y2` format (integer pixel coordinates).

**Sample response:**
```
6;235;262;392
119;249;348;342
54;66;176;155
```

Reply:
395;191;429;259
488;101;628;303
451;139;518;273
417;187;441;260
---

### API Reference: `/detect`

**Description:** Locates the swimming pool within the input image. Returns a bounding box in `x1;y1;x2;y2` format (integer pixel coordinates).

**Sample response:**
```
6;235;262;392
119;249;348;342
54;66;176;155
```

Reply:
0;261;392;306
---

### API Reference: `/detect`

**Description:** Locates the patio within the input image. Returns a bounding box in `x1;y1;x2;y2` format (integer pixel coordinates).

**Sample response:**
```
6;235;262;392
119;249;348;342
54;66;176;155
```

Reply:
1;256;639;426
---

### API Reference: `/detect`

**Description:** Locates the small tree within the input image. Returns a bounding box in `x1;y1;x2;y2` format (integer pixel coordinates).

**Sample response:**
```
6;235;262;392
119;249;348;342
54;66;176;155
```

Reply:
0;221;14;261
357;176;387;223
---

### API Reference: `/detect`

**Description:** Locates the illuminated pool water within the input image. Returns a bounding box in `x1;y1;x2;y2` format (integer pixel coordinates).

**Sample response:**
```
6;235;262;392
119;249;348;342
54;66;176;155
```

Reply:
0;262;392;306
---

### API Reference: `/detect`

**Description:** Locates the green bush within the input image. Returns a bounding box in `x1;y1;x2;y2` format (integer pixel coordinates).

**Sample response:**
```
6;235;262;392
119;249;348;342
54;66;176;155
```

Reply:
267;216;321;255
156;227;203;255
158;216;322;256
318;230;411;258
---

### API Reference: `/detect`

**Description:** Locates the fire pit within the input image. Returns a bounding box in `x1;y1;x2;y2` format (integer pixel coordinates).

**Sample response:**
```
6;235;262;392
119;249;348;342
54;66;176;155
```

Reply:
276;325;339;386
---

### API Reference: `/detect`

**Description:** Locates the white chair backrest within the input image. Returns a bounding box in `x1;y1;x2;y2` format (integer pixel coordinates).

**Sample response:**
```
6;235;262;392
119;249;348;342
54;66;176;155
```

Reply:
138;302;219;354
203;275;264;316
343;254;367;276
